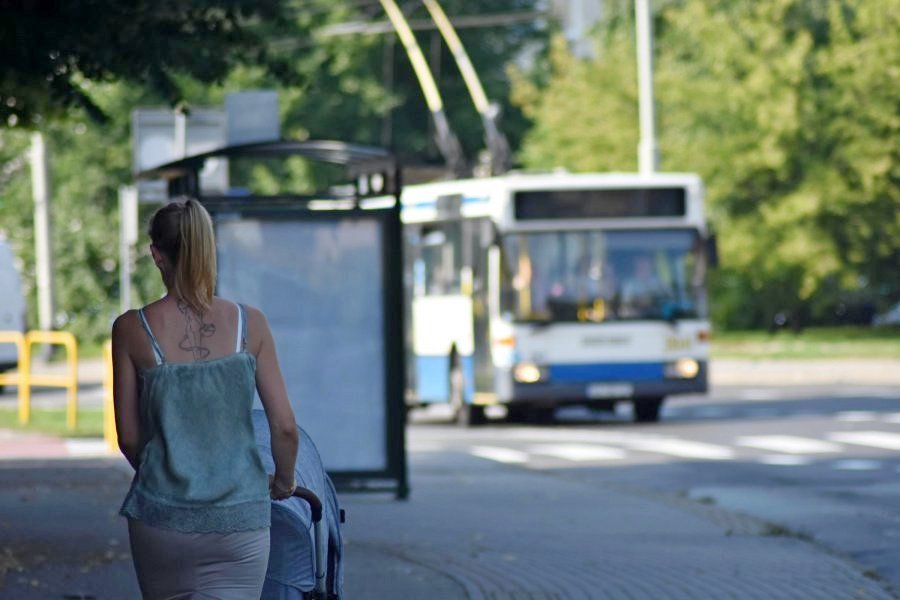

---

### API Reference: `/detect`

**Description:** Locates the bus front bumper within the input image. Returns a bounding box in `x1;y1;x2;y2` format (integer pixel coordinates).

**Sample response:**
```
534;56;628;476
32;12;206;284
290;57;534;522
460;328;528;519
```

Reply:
496;361;708;405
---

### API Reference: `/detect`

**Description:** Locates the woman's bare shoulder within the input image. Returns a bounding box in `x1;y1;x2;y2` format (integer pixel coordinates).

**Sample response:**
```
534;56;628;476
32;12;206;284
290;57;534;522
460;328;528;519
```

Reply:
239;304;270;330
112;309;139;332
111;309;144;347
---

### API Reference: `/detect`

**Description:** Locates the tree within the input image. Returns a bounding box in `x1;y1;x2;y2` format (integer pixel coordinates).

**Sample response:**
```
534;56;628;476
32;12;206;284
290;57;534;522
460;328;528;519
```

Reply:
0;0;290;127
510;0;899;329
0;1;547;344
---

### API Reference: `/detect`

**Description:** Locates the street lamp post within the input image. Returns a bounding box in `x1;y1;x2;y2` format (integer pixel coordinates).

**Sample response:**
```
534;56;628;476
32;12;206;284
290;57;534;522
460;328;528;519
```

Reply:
635;0;659;175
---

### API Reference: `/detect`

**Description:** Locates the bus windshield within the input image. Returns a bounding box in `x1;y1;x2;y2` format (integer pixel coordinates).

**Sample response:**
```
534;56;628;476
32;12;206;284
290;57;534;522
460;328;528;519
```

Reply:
502;229;707;322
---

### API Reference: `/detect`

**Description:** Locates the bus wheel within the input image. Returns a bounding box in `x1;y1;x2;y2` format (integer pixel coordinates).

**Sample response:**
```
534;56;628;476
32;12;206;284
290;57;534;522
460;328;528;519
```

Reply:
633;397;663;423
460;404;486;426
450;359;485;426
506;405;553;424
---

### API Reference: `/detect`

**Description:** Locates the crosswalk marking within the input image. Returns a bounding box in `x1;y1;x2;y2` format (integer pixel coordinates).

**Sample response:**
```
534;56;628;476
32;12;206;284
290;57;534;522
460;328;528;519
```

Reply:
738;389;783;401
835;411;877;423
758;455;813;466
470;446;529;464
832;459;883;471
456;425;900;469
885;414;900;424
623;438;735;460
529;444;626;462
63;439;111;457
827;431;900;451
736;435;843;454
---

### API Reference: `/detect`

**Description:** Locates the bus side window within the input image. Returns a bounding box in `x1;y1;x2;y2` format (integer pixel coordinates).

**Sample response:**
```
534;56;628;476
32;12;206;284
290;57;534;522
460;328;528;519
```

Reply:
421;223;462;296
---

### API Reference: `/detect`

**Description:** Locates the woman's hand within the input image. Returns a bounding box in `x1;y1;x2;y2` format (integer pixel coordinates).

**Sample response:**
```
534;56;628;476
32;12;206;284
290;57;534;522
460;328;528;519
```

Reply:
268;474;296;501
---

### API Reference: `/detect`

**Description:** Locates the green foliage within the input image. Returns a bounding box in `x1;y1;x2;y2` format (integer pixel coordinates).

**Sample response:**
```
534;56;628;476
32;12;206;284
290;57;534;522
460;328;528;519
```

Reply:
0;407;105;438
511;0;900;330
0;83;164;344
0;1;544;344
712;326;900;359
509;33;638;172
0;0;290;128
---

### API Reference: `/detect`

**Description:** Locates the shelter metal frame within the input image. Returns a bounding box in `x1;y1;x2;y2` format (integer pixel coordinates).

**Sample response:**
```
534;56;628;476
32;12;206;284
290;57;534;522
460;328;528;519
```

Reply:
137;139;408;499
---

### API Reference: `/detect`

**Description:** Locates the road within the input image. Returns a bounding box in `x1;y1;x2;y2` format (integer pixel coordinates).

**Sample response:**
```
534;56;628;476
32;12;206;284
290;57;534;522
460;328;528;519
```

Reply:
1;380;898;598
409;383;900;590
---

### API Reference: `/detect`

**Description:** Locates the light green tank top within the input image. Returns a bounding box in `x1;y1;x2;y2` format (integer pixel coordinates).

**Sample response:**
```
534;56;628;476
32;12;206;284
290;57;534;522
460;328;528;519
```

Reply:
119;303;270;532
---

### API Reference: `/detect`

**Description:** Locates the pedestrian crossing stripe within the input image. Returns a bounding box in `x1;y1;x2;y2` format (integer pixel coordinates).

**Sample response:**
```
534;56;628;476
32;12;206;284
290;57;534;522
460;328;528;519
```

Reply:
736;435;842;454
832;459;883;471
470;446;529;464
758;455;813;466
827;431;900;451
835;412;878;422
529;444;627;462
462;431;900;469
622;437;734;460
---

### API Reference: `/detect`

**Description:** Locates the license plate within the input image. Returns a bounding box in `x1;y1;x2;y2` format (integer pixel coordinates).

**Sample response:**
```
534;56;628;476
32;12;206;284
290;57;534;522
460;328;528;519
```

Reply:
586;383;634;399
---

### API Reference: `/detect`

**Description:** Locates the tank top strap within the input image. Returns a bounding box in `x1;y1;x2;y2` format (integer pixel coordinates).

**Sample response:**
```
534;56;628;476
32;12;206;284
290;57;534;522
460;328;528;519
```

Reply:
137;309;165;366
236;303;247;353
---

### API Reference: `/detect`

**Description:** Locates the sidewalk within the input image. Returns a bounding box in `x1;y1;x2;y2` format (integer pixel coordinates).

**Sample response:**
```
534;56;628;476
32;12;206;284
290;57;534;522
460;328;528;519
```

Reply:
0;446;894;599
711;358;900;386
338;451;897;599
2;358;899;597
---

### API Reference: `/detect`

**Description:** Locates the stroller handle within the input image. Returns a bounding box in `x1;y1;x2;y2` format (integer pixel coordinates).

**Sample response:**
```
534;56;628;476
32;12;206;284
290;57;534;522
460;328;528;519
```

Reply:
292;486;323;523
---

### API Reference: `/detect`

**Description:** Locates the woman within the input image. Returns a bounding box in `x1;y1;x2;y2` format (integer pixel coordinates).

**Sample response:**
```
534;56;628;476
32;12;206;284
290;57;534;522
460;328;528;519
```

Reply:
112;198;299;599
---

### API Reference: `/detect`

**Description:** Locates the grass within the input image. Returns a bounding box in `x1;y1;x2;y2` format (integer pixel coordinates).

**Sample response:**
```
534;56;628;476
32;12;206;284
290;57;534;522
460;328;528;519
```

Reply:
711;326;900;360
0;407;105;438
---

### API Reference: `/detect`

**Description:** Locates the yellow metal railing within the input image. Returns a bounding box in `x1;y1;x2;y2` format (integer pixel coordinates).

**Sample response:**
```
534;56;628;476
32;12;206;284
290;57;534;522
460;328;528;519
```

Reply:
0;330;79;429
0;331;27;422
103;340;118;453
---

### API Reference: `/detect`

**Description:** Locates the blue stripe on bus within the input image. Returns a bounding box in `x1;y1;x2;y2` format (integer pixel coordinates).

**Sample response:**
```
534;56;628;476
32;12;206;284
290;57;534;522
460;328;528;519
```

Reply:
548;362;666;383
415;354;476;404
404;196;490;209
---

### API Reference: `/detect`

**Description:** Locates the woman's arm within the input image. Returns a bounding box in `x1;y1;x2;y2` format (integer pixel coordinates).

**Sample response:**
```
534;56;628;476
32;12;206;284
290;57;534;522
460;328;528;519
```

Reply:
112;312;142;470
248;306;299;497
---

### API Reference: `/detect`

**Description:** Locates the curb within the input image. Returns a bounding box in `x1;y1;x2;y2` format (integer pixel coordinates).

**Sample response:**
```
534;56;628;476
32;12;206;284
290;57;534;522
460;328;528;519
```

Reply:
0;430;111;460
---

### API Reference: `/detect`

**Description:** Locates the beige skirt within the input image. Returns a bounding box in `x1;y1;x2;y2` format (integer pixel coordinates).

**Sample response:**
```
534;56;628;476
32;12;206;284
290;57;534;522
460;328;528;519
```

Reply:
128;519;270;600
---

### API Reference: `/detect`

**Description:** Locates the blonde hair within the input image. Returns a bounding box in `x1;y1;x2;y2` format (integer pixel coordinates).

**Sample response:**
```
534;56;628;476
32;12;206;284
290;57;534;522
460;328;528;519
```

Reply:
148;199;217;315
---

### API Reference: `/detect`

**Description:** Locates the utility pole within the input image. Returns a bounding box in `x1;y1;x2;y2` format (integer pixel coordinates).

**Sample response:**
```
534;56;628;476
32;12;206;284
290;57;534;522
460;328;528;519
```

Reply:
635;0;659;174
29;133;55;333
118;186;138;314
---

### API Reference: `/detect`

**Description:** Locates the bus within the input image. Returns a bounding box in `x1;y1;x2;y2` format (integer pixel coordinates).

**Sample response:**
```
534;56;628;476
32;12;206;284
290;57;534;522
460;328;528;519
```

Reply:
401;172;715;424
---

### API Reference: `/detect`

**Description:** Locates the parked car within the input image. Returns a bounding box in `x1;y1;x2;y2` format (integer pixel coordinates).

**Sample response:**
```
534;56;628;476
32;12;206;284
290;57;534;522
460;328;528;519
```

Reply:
0;239;26;388
873;302;900;327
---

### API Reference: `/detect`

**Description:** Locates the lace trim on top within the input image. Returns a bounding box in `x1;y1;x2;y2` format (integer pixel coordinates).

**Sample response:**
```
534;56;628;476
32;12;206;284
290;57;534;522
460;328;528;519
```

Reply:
121;486;270;533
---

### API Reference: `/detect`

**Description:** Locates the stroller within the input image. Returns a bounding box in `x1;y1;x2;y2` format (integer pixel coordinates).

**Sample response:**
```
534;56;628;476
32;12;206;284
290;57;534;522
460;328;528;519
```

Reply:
252;409;344;599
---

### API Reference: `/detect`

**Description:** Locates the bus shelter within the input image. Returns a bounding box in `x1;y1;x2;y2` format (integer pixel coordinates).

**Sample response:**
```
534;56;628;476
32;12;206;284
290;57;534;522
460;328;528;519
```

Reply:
138;140;408;498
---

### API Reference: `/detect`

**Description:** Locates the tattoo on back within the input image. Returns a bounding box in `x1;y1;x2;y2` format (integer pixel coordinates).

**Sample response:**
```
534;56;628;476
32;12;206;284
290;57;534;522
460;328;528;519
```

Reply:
177;300;216;361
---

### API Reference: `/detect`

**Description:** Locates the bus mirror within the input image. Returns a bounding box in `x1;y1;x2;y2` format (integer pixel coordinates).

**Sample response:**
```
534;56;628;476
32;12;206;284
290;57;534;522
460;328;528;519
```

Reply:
422;229;447;247
489;222;502;247
706;232;719;268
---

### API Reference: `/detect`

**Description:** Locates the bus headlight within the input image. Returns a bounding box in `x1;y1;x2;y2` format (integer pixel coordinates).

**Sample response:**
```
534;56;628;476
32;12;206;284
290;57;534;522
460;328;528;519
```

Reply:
513;362;546;384
665;358;700;379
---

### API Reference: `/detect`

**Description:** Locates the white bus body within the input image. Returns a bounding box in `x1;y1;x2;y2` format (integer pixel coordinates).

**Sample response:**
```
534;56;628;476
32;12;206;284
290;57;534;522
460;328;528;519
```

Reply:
401;172;713;423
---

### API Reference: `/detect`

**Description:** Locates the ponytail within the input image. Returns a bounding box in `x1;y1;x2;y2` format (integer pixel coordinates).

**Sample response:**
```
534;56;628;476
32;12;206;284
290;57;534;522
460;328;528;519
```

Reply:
148;199;217;315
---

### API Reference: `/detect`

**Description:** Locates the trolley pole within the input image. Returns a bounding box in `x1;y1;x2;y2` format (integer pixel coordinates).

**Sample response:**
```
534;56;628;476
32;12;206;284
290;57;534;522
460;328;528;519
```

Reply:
378;0;465;175
635;0;659;174
422;0;511;174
